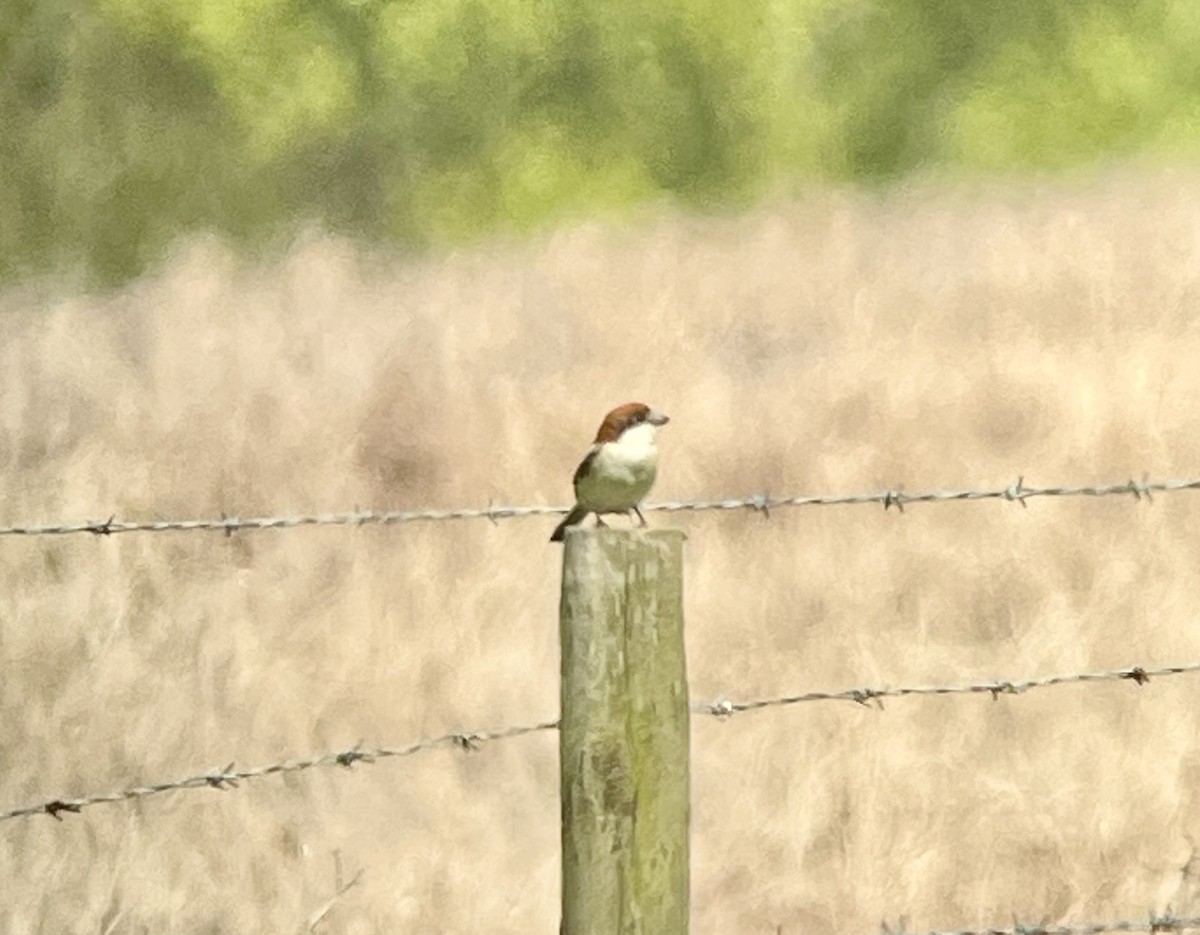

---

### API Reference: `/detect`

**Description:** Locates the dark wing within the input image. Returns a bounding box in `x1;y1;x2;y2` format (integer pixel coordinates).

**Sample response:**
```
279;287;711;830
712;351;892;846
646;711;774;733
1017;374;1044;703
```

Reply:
572;447;600;493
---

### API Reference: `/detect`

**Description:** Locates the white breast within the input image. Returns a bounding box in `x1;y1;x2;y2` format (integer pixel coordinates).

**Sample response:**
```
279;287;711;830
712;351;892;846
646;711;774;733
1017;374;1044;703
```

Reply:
575;423;660;513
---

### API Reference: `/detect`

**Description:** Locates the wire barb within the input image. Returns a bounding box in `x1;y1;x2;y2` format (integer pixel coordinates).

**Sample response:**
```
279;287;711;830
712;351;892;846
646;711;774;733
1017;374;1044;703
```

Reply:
335;748;370;768
87;515;117;537
453;732;482;751
748;493;771;518
43;800;82;820
1004;476;1028;508
2;474;1198;538
205;762;238;790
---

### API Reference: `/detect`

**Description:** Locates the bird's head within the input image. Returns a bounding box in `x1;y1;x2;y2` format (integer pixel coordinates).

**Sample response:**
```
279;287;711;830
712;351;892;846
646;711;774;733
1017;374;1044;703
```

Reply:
593;402;670;444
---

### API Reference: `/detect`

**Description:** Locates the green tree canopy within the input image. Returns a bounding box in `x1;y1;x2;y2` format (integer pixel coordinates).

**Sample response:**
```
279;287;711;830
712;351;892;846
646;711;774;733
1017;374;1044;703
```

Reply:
2;0;1198;286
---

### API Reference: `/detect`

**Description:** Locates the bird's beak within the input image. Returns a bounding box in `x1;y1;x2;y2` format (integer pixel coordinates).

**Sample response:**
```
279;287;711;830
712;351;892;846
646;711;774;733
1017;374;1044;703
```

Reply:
648;410;670;426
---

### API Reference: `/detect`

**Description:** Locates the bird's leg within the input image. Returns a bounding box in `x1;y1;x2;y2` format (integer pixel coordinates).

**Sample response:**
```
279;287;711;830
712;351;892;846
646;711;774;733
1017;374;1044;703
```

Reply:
633;506;647;527
594;514;608;528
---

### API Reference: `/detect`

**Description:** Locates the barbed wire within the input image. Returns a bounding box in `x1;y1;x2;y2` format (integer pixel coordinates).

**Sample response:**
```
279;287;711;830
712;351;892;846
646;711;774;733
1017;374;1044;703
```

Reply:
878;912;1200;935
0;475;1196;538
0;720;558;823
697;662;1200;716
6;660;1198;824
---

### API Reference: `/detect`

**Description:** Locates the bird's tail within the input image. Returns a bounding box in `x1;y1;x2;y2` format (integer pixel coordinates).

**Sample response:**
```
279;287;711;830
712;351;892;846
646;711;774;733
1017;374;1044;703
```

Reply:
550;505;590;542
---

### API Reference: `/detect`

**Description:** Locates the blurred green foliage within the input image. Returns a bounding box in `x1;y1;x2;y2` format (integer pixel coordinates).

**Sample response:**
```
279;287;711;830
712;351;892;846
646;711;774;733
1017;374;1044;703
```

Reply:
2;0;1198;286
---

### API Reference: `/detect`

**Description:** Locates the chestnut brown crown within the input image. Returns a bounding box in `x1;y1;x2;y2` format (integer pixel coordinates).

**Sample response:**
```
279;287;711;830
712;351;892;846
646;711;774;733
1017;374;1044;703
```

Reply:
593;402;670;443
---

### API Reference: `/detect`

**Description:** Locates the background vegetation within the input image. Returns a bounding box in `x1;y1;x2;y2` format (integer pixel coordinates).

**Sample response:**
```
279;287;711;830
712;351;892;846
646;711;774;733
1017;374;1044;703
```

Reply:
4;0;1200;285
3;174;1200;931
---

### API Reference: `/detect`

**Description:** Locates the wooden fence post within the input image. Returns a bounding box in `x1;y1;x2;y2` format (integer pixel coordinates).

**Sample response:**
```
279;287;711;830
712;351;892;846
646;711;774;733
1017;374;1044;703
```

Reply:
559;528;689;935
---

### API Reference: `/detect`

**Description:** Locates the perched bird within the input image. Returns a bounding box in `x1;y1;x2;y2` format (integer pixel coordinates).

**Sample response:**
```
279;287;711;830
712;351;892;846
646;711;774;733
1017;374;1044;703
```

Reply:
550;402;670;542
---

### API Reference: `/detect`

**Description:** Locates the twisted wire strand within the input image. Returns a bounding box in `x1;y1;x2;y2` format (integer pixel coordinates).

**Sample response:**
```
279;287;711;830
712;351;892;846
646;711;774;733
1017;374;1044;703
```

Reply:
878;913;1200;935
6;661;1200;823
0;720;558;823
697;663;1200;716
0;476;1195;537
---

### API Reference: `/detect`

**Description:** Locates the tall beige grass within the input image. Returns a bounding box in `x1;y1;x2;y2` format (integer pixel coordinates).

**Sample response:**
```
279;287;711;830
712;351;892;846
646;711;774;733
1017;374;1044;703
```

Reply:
3;169;1200;934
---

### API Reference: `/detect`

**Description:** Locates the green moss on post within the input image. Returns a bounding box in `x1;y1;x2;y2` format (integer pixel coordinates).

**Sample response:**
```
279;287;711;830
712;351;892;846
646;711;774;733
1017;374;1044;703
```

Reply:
559;528;689;935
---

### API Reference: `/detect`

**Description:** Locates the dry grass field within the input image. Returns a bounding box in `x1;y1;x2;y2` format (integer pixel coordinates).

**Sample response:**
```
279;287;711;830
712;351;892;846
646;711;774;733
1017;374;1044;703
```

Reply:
3;169;1200;934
